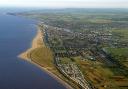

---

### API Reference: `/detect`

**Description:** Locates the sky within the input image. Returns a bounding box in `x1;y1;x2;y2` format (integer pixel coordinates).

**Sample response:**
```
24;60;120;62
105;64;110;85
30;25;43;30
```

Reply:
0;0;128;8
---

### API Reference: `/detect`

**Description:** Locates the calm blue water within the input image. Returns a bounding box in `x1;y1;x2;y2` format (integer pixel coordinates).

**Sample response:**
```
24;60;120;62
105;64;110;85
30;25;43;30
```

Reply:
0;12;66;89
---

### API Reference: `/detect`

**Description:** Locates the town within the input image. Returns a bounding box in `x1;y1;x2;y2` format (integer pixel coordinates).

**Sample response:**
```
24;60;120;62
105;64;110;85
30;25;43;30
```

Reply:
38;22;128;89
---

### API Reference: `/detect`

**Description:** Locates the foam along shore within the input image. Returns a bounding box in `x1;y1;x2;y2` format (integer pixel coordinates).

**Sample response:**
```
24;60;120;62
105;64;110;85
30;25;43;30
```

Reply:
18;27;73;89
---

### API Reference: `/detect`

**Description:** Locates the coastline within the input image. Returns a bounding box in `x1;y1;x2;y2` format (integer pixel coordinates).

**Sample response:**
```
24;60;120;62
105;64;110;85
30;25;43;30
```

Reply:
18;27;44;60
18;27;73;89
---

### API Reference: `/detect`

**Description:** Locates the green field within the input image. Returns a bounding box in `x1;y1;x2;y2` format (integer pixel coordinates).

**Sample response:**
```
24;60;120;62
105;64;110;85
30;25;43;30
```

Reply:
29;47;55;69
60;57;72;64
112;29;128;42
72;56;128;89
105;47;128;67
106;48;128;57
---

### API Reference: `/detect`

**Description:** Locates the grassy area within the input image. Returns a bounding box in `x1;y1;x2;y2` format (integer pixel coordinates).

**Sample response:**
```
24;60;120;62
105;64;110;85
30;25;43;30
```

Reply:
112;29;128;38
105;29;128;67
60;57;72;64
73;56;128;89
29;47;54;68
112;29;128;42
28;47;80;89
105;47;128;67
106;48;128;58
89;19;112;23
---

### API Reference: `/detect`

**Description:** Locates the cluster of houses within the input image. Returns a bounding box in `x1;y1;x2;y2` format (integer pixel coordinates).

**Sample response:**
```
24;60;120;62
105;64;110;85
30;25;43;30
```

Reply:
39;23;127;88
40;24;92;89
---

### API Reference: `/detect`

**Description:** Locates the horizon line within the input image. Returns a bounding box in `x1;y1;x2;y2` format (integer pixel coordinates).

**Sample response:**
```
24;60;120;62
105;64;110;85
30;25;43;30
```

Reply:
0;6;128;9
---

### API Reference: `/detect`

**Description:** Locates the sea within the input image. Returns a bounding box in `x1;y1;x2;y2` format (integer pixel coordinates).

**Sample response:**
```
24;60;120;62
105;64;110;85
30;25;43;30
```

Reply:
0;8;66;89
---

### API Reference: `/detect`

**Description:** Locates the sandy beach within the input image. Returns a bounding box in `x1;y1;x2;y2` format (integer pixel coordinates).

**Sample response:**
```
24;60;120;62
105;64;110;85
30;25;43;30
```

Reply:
18;27;73;89
18;27;44;60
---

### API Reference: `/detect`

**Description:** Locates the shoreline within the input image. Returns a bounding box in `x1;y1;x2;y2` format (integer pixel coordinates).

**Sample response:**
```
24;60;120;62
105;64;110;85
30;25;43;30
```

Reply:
18;27;73;89
18;27;44;60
